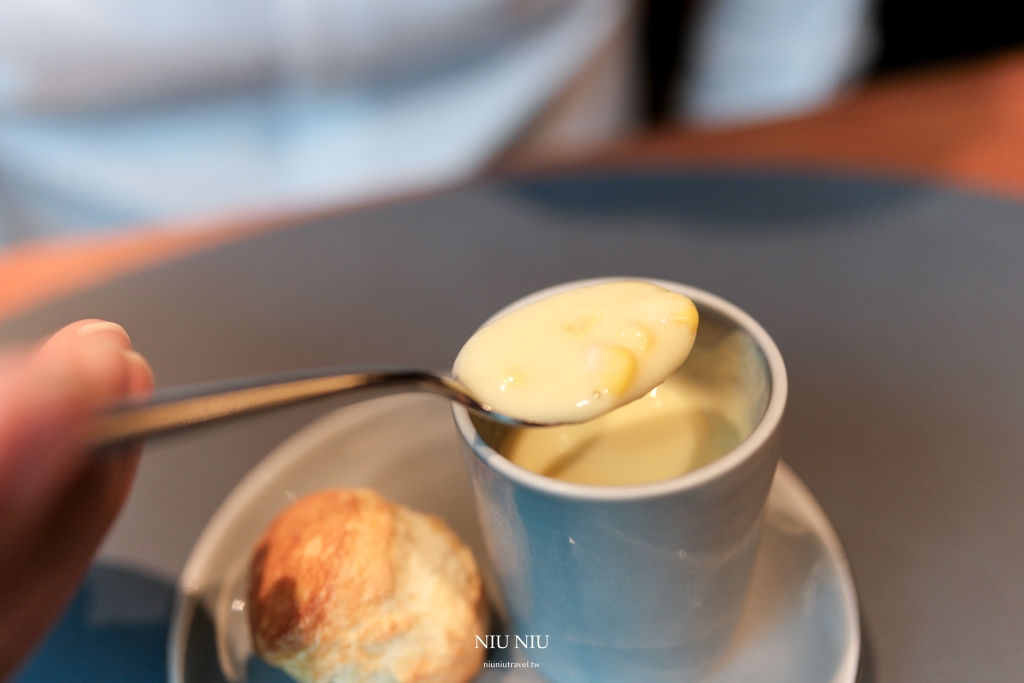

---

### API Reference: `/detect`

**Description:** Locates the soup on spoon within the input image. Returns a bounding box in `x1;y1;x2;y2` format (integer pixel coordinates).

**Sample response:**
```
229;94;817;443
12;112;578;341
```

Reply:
453;280;699;424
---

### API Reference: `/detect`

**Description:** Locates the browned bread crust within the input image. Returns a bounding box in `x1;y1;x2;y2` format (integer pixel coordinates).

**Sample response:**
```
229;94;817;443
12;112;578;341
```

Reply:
249;489;486;683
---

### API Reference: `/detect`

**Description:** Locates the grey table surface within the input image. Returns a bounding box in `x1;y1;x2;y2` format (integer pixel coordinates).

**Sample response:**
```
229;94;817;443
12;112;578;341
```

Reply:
2;170;1022;683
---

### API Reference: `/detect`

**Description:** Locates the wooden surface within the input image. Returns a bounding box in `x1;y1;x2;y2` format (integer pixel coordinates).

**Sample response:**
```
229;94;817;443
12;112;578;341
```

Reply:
506;49;1024;194
5;49;1024;324
0;215;270;326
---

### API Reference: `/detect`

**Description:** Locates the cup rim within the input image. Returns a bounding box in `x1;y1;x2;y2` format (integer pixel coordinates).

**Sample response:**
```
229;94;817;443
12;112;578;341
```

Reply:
451;277;788;501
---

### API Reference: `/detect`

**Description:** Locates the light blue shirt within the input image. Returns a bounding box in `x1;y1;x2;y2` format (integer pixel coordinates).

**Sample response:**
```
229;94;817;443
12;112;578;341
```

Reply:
0;0;627;243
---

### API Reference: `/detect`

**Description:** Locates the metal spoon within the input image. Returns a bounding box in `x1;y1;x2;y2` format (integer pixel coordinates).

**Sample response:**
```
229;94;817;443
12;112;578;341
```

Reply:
87;365;541;452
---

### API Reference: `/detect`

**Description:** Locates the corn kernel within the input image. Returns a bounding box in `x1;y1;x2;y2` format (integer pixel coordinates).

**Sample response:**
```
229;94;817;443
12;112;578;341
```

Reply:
633;292;698;330
584;344;637;396
563;308;601;334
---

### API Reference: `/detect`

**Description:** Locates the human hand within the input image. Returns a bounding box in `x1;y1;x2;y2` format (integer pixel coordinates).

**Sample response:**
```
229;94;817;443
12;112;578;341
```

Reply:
0;320;154;681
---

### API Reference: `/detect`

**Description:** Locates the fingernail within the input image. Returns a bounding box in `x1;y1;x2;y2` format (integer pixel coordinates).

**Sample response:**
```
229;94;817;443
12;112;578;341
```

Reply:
77;322;130;346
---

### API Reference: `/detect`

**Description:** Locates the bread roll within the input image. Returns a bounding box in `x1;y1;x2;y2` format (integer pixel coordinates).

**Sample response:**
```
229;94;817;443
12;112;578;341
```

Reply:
249;488;487;683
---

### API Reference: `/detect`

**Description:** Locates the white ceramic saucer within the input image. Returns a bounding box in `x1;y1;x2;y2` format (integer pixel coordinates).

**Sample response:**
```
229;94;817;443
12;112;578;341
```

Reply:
169;394;861;683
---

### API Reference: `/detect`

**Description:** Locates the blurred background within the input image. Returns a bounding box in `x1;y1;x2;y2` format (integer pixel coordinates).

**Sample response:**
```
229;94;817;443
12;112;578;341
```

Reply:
1;0;1021;245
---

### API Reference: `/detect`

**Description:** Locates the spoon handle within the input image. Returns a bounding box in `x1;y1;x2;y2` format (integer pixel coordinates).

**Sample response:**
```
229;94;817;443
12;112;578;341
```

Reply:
87;366;476;451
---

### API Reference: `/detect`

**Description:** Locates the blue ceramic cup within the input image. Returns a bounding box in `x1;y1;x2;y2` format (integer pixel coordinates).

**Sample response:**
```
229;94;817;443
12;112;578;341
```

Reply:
452;278;787;683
